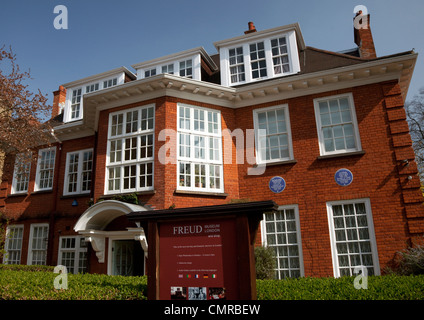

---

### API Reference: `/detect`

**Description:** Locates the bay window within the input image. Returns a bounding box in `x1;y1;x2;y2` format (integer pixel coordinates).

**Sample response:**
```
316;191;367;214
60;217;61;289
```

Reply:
106;104;155;194
177;103;223;193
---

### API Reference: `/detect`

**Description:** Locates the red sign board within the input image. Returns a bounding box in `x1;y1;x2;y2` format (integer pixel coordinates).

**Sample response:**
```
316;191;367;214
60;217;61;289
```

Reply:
159;218;238;300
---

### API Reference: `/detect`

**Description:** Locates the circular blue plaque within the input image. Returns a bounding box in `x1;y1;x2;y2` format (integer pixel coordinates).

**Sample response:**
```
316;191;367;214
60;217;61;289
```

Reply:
269;176;286;193
335;168;353;186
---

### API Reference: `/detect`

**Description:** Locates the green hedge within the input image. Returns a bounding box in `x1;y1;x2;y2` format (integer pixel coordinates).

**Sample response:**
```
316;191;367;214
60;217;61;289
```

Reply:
256;275;424;300
1;265;424;300
0;265;147;300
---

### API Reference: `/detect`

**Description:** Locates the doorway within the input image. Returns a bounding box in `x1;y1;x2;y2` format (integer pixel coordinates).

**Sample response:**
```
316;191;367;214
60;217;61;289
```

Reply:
111;240;144;276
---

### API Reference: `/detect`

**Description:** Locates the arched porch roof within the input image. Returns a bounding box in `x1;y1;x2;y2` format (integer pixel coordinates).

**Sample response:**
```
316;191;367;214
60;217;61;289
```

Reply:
74;200;149;232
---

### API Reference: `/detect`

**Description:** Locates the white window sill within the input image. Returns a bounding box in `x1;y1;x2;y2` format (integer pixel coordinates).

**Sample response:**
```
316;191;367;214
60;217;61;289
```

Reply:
254;159;297;167
317;150;365;160
100;190;156;199
174;189;228;197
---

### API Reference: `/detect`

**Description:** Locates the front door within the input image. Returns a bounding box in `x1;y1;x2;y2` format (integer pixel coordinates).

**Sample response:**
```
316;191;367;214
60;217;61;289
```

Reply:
112;240;144;276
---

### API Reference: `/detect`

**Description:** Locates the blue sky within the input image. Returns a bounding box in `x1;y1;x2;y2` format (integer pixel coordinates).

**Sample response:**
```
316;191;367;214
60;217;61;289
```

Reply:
1;0;423;112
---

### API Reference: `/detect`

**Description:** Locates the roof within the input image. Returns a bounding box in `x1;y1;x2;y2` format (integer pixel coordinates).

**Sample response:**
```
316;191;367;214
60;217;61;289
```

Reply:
131;47;218;72
298;46;415;75
127;200;278;221
61;66;136;88
213;23;306;51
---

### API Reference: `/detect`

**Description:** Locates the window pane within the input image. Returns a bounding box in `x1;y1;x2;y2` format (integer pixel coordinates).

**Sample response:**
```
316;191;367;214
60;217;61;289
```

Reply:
263;209;302;279
330;201;376;277
318;96;358;153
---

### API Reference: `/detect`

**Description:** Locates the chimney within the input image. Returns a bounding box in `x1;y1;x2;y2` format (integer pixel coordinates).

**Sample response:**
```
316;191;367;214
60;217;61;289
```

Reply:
244;21;257;34
52;85;66;118
353;11;376;59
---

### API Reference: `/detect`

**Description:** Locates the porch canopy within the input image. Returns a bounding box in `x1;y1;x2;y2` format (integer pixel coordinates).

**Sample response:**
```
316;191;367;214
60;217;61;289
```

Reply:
74;200;151;262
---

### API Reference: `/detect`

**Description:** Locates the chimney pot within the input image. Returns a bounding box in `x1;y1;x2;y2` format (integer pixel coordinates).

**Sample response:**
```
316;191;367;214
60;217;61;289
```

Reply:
244;21;257;34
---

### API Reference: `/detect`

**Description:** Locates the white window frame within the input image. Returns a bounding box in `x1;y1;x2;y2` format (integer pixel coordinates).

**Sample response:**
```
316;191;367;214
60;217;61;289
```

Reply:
219;30;300;87
58;236;88;274
135;53;202;81
11;152;32;194
177;103;224;193
253;104;294;164
144;68;157;78
228;46;246;84
63;149;93;196
85;82;99;93
70;87;82;120
161;63;174;75
261;205;304;279
64;74;125;123
103;77;118;89
105;104;155;194
3;225;24;264
27;223;49;265
314;93;362;156
34;147;56;192
326;198;380;277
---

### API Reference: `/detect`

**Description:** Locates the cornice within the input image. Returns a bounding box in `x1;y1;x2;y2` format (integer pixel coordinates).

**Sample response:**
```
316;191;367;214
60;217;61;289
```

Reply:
71;52;416;133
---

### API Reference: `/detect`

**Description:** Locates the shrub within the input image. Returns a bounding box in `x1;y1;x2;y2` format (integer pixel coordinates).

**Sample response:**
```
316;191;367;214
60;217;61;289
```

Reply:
2;264;424;300
256;274;424;300
255;246;276;280
394;245;424;275
0;265;147;300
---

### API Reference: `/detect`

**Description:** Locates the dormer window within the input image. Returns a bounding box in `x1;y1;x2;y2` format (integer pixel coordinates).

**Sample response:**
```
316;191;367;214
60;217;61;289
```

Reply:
250;41;267;79
85;83;99;93
271;37;290;74
161;63;174;74
71;88;82;119
62;68;133;123
179;59;193;78
145;68;157;78
103;78;118;89
229;47;245;84
132;47;217;82
215;26;302;87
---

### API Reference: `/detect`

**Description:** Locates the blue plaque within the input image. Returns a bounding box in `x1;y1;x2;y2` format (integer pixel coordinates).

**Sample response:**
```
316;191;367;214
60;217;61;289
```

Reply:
335;168;353;186
269;176;286;193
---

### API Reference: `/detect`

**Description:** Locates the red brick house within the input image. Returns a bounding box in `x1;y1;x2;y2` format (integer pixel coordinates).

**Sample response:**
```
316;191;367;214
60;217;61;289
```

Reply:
1;14;422;279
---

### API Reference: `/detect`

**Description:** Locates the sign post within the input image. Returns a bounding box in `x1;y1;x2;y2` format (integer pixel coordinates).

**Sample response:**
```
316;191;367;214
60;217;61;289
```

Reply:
128;200;277;300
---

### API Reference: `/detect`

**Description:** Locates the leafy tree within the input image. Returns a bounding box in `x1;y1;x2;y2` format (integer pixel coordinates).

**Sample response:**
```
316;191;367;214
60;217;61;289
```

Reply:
0;46;53;165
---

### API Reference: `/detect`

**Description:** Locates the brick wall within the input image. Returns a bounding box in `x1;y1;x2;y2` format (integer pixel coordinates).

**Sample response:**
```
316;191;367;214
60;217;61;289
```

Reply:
235;81;423;275
2;79;423;277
